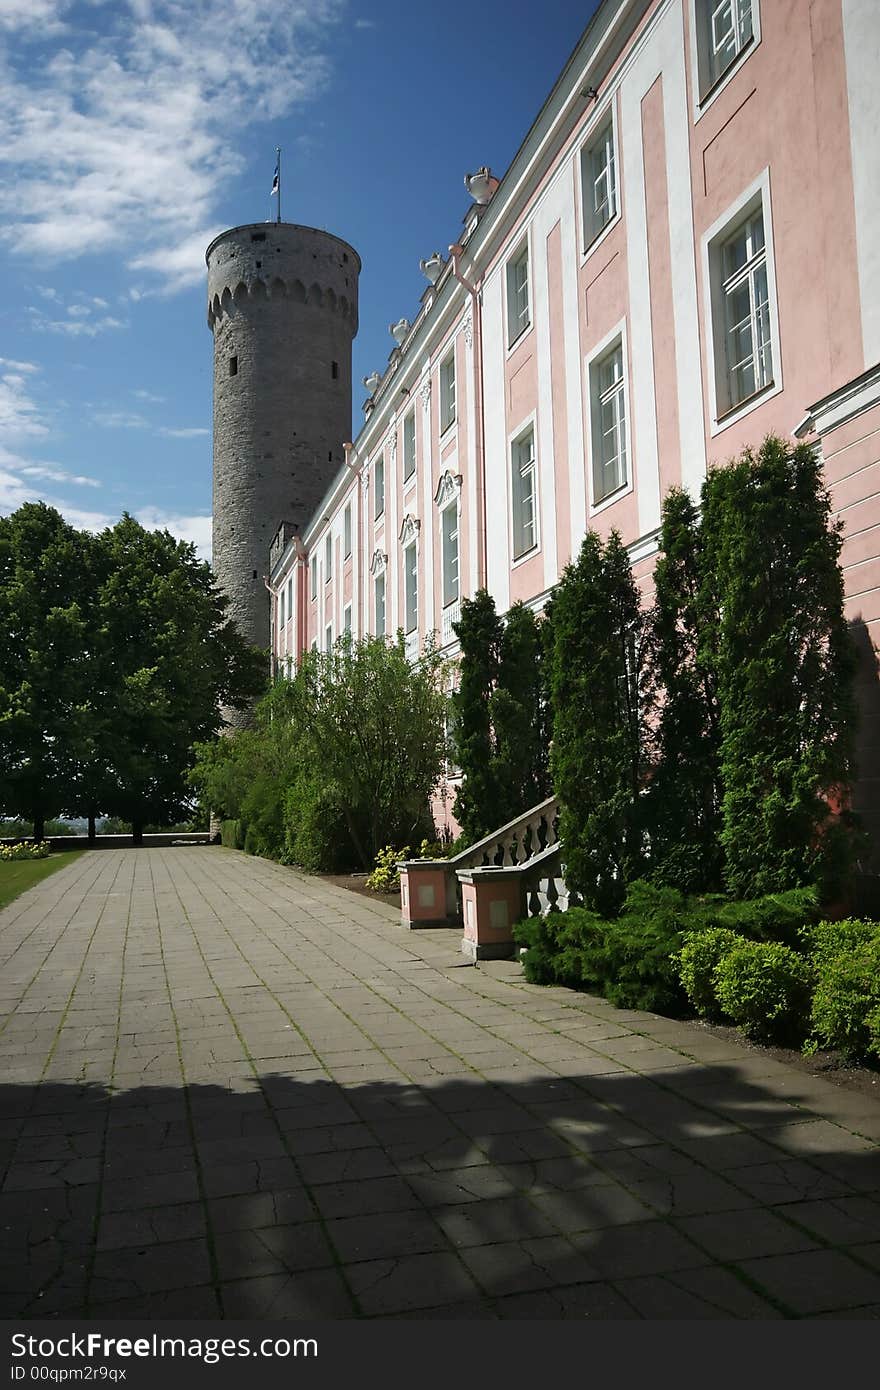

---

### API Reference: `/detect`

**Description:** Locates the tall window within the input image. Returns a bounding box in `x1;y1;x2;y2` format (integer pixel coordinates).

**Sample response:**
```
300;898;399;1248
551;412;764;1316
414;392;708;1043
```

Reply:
506;242;530;346
374;571;386;637
582;119;617;249
441;503;459;607
344;604;352;635
325;624;333;652
404;542;418;633
439;353;456;433
279;587;285;628
343;504;352;559
717;209;772;412
324;532;332;581
287;575;293;620
511;426;537;560
403;410;416;482
696;0;755;100
310;555;317;600
590;341;628;503
374;454;385;519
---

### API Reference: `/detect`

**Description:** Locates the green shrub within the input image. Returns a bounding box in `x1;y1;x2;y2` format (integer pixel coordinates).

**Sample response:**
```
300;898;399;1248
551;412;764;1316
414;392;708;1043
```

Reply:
219;819;244;849
807;924;880;1061
713;940;813;1044
678;928;743;1019
707;885;820;946
365;846;409;893
283;774;356;873
514;882;688;1016
801;917;877;962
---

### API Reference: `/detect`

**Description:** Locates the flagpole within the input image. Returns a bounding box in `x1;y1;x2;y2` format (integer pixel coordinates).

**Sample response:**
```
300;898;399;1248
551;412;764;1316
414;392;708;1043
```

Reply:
276;146;281;224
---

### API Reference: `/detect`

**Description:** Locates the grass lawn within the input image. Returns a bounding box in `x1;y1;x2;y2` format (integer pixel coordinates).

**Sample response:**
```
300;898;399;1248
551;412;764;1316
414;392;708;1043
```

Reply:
0;851;84;911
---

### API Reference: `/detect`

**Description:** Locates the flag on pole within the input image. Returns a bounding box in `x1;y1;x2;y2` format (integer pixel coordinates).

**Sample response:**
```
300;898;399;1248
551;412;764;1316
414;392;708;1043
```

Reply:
270;162;279;197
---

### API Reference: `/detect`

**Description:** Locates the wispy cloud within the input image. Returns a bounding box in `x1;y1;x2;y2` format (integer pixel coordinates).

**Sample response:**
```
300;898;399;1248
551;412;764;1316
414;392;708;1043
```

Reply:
0;366;49;437
132;389;165;403
158;426;210;438
0;0;346;293
28;300;128;338
91;409;149;430
0;444;100;489
0;356;40;373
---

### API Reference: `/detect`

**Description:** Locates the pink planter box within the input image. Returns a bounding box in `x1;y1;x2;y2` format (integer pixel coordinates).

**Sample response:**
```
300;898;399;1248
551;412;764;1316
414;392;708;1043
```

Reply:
457;866;523;961
398;860;451;929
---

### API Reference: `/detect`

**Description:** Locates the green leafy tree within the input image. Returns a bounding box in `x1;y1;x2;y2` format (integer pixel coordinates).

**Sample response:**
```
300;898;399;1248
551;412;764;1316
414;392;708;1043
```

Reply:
545;529;650;915
92;515;265;842
0;504;93;840
285;634;448;867
490;601;551;823
451;589;503;841
647;487;723;890
702;437;857;897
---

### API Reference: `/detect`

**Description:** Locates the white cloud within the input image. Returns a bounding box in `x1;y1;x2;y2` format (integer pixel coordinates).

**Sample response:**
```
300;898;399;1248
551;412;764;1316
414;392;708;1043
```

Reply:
0;356;39;372
0;0;345;293
0;367;49;437
91;409;149;429
134;506;212;560
0;443;100;489
29;309;127;338
132;388;165;403
158;425;210;438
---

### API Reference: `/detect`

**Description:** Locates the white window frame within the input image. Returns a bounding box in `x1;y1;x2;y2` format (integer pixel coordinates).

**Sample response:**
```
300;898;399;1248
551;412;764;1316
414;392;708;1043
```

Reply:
439;352;456;435
324;532;332;583
286;575;293;623
404;540;418;634
310;554;317;601
343;503;352;559
343;603;352;636
702;170;781;436
403;409;416;484
586;320;632;514
690;0;760;118
506;238;531;349
374;571;386;638
278;586;285;629
509;417;539;563
374;453;385;520
579;102;620;257
440;499;459;608
325;623;333;652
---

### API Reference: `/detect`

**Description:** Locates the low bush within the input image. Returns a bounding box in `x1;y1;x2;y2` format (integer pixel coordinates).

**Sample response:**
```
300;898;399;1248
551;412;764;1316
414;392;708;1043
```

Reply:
806;922;880;1061
515;881;689;1015
713;940;813;1045
677;928;744;1019
365;846;409;893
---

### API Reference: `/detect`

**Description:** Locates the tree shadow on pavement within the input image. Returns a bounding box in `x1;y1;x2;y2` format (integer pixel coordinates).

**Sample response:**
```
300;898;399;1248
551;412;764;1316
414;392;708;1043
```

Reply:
2;1064;880;1321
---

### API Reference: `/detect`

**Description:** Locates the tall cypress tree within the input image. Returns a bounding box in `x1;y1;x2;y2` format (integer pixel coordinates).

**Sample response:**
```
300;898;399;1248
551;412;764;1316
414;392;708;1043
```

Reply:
451;589;503;842
702;437;857;898
647;487;723;890
545;529;649;915
490;601;551;826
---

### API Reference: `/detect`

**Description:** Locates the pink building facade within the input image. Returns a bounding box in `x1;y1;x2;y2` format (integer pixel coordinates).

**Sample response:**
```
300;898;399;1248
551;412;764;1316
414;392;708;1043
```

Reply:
268;0;880;850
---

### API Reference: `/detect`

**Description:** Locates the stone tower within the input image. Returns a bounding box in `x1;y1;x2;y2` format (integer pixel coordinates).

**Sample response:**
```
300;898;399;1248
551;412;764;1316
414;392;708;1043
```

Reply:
206;222;360;654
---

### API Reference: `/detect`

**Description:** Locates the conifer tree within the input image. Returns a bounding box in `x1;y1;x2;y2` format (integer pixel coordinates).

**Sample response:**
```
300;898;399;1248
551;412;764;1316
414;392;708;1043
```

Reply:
647;487;723;890
490;601;551;827
545;529;649;914
451;589;503;842
702;437;857;897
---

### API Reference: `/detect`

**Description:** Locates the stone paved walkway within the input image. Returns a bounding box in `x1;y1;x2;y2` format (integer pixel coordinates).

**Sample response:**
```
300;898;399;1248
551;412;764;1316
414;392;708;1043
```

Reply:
2;847;880;1320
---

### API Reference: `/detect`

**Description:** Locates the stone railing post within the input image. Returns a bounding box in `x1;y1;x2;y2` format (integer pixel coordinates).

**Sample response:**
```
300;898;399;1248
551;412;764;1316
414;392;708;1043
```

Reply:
457;866;525;961
398;859;451;929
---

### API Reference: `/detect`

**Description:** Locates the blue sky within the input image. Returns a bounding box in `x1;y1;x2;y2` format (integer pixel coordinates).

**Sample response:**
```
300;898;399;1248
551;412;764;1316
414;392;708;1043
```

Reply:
0;0;598;559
